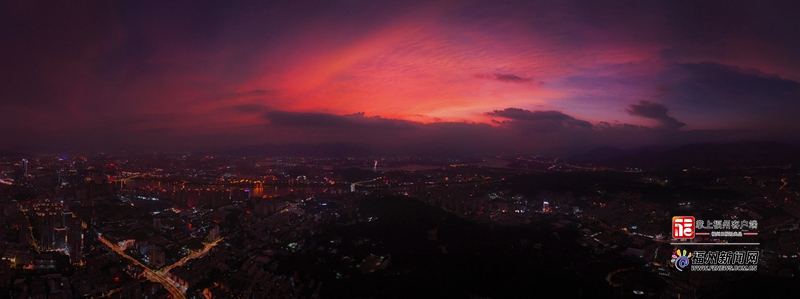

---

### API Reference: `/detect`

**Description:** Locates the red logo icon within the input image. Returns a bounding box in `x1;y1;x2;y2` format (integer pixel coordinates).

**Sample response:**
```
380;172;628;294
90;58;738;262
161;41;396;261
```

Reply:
673;216;695;239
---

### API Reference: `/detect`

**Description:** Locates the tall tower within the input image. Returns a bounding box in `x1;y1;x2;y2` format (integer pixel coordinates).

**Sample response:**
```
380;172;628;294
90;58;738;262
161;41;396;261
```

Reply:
148;248;165;268
53;226;68;250
64;212;82;265
207;226;220;241
21;159;28;178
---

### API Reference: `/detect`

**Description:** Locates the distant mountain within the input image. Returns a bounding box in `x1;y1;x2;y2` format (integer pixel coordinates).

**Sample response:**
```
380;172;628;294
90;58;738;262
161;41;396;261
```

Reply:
568;147;633;164
0;150;27;157
225;143;375;157
572;141;800;169
335;167;380;182
225;142;489;158
568;145;673;165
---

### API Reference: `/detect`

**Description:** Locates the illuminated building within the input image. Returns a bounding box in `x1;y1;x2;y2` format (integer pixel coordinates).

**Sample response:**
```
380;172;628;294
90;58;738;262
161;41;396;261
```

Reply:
33;199;63;250
64;212;83;264
149;248;165;268
208;225;220;241
542;201;550;213
53;226;67;250
118;239;135;250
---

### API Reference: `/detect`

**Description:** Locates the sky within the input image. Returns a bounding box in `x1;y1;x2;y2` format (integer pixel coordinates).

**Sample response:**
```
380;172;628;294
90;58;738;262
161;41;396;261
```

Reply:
2;0;800;155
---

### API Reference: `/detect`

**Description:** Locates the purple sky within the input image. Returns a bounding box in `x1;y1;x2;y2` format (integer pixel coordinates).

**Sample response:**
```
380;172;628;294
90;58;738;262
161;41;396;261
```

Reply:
2;0;799;154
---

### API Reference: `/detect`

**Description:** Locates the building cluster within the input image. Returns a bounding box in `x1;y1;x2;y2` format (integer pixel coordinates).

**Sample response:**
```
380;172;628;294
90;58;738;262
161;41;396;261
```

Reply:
27;200;83;265
4;152;800;298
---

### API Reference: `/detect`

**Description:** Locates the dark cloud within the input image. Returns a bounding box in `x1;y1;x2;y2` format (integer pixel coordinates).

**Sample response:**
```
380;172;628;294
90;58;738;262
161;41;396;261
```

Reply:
262;111;419;131
486;108;593;132
662;63;800;107
232;104;268;113
475;73;534;83
625;101;686;129
227;90;276;99
654;84;671;97
650;62;800;129
0;1;125;108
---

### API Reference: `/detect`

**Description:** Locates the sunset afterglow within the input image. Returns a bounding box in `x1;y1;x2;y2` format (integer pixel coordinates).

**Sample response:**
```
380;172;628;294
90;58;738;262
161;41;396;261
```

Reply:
2;0;799;153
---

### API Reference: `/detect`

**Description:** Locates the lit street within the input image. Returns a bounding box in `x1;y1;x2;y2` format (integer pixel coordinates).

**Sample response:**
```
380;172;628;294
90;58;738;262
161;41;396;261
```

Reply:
97;235;186;299
160;237;224;274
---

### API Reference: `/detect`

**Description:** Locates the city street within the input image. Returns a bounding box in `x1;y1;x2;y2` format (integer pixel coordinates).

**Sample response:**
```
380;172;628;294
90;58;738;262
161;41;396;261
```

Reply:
97;236;186;299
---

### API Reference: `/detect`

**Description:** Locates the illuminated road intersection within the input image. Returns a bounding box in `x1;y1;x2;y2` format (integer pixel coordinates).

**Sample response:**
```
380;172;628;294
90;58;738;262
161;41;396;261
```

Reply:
160;238;223;275
98;236;222;299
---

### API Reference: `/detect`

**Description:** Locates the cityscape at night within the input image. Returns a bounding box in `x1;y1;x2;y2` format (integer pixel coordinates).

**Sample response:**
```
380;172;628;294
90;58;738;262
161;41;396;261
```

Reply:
2;0;800;298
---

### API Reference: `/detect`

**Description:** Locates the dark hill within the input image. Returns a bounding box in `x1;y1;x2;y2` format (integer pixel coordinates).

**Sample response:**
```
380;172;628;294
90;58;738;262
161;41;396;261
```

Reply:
575;142;800;169
226;143;374;157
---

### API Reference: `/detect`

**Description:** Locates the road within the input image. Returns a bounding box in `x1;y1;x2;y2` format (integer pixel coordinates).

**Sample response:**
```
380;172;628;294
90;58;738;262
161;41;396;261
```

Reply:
605;267;634;287
160;238;223;274
97;236;186;299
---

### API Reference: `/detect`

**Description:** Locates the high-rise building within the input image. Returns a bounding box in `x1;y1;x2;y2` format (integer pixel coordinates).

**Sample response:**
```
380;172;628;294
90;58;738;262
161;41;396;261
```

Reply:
542;201;550;213
64;212;83;265
207;226;219;241
32;199;64;250
39;225;53;250
61;211;68;226
53;226;67;250
21;159;28;178
148;248;165;268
